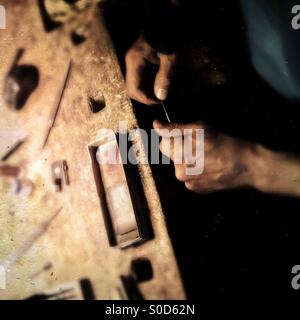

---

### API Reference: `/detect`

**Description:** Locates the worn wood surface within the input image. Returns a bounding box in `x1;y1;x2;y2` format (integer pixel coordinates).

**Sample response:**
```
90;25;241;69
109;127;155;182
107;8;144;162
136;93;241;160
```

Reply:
0;0;185;299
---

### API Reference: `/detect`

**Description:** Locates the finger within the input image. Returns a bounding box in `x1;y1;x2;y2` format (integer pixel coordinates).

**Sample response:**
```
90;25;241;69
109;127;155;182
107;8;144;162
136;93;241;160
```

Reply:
125;55;158;106
153;120;183;138
159;136;175;160
184;181;218;194
154;54;176;101
159;132;185;163
153;120;204;131
153;121;206;166
153;120;204;139
154;120;181;161
174;165;195;182
154;120;199;163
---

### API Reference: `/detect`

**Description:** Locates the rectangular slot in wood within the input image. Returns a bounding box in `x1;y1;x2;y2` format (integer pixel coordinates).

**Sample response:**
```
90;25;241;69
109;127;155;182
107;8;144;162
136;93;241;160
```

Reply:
88;132;149;249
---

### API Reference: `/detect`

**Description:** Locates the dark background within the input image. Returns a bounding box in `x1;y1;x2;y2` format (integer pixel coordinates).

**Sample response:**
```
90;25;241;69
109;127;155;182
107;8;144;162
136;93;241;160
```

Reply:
100;0;300;302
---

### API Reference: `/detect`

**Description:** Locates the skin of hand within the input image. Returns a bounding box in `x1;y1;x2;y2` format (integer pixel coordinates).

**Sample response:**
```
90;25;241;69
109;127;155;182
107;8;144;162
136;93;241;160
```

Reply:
125;36;177;105
153;120;300;197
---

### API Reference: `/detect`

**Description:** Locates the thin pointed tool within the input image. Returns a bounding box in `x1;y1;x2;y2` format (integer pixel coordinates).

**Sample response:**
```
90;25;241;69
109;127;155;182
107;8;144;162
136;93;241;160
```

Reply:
42;60;72;149
160;101;171;123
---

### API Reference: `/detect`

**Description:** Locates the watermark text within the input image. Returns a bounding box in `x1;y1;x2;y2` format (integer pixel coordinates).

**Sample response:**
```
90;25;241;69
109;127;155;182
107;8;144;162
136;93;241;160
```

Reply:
0;5;6;30
292;5;300;30
0;265;6;290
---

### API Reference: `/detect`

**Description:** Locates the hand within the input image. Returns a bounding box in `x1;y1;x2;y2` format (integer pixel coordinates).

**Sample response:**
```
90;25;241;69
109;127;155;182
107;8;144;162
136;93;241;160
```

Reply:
153;120;256;194
154;120;300;197
125;36;177;105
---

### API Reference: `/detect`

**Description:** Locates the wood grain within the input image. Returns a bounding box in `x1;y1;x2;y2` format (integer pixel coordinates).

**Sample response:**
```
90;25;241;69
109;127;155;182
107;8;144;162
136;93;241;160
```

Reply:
0;0;185;300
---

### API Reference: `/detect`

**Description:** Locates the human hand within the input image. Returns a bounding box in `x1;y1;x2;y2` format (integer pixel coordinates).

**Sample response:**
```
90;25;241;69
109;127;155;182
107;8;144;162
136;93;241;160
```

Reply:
125;36;177;105
153;120;256;194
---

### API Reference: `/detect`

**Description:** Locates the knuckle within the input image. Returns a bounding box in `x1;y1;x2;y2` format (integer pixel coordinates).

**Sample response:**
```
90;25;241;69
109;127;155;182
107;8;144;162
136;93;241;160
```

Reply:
175;168;187;182
125;51;135;64
185;182;198;192
126;86;138;100
126;86;151;105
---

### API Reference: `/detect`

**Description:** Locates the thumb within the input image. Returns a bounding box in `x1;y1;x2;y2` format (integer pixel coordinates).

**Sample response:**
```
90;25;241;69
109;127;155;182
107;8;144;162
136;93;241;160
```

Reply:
154;55;176;101
153;120;182;138
153;120;183;162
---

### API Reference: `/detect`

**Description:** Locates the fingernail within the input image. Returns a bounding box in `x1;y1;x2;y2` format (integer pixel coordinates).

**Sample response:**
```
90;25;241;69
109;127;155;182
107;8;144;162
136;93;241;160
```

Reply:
156;88;168;101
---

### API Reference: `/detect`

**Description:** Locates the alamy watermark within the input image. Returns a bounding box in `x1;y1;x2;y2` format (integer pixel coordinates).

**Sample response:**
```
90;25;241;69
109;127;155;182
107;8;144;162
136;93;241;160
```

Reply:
291;265;300;290
0;5;6;30
292;5;300;30
0;265;6;290
95;121;205;176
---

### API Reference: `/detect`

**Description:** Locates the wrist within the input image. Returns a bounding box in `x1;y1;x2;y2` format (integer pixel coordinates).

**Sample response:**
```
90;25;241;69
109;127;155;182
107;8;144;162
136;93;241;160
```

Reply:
244;143;273;192
244;143;300;197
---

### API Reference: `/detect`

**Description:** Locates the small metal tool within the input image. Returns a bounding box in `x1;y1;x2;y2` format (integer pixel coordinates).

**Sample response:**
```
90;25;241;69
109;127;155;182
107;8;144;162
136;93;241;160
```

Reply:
25;279;95;300
1;138;26;161
25;288;75;300
42;60;72;148
51;160;70;192
160;101;171;123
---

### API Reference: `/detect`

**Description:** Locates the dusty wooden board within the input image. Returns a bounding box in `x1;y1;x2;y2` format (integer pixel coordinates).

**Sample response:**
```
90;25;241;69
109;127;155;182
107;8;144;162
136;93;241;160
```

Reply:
0;0;185;299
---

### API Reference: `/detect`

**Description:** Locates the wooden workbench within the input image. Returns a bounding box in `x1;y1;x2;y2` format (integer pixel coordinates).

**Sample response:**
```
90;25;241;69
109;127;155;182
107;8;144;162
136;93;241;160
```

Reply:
0;0;185;300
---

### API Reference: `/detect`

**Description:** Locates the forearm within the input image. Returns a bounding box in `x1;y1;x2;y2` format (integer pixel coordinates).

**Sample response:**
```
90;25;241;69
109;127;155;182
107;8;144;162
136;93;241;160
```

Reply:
246;144;300;198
